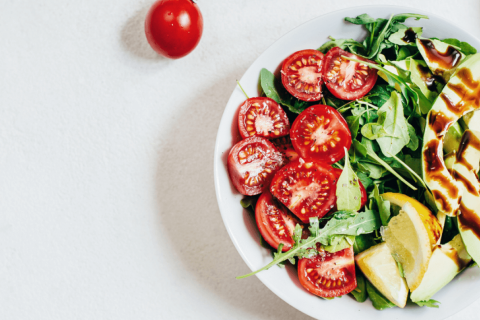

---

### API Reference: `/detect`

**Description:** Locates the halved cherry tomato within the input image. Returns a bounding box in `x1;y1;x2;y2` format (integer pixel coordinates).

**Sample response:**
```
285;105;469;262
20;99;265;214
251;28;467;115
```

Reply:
323;47;378;100
238;97;290;139
255;191;301;251
290;105;351;164
270;160;337;223
271;136;299;163
298;247;356;297
281;50;324;102
332;168;367;208
227;137;285;196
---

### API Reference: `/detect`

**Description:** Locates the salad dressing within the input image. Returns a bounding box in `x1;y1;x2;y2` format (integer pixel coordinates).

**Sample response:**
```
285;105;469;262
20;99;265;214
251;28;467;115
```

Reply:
428;110;454;138
417;64;444;91
418;39;462;71
459;203;480;240
456;130;480;171
401;28;418;43
423;139;460;201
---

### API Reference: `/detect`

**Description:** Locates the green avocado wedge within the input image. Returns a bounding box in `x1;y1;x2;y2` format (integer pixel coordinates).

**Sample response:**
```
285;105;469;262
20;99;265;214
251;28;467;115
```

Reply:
410;234;471;302
416;38;466;82
454;130;480;264
422;53;480;216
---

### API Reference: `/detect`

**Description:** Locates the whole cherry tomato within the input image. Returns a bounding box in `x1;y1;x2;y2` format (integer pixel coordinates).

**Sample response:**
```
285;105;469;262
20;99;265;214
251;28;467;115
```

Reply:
145;0;203;59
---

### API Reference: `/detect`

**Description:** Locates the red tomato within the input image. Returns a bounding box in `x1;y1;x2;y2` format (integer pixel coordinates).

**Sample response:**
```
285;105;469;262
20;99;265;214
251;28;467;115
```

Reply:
298;247;356;297
255;191;301;251
271;136;299;163
290;105;352;164
281;50;325;102
238;97;290;139
227;137;285;196
270;160;337;223
323;47;378;100
332;168;367;208
145;0;203;59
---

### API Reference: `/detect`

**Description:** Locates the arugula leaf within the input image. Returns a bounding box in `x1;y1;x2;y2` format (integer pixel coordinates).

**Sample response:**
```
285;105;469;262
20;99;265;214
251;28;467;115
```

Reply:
415;299;440;308
367;14;394;59
374;184;391;226
375;91;410;157
357;161;387;180
260;68;282;103
350;270;368;302
346;110;368;137
443;38;477;55
259;68;311;114
353;233;377;254
240;197;255;209
324;235;355;253
318;36;365;54
352;140;367;158
406;122;419;151
345;14;376;25
366;149;417;190
357;172;373;191
343;56;421;118
366;280;396;310
237;211;379;279
441;215;459;244
336;149;362;211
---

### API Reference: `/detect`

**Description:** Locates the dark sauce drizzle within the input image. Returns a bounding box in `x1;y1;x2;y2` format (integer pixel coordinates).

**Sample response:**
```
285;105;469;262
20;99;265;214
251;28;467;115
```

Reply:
417;64;445;92
419;39;462;71
401;28;418;43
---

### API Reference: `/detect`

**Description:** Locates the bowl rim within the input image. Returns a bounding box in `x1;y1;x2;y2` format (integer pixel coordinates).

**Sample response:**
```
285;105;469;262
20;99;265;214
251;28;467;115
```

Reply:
213;4;480;319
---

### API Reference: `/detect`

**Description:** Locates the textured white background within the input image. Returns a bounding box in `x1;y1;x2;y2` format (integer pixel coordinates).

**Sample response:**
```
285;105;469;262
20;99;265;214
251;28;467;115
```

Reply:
0;0;479;319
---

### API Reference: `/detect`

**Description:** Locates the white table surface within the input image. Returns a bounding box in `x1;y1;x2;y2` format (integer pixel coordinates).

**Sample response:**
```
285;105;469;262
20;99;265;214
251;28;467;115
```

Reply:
1;0;479;319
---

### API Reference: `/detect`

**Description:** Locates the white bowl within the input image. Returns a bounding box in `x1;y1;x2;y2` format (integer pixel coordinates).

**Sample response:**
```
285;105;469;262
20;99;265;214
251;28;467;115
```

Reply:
214;5;480;319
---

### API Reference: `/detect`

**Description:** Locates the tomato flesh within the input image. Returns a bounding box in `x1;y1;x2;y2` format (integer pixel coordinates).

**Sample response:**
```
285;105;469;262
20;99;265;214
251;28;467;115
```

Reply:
298;247;356;297
145;0;203;59
281;50;324;102
238;97;290;139
323;47;378;100
255;191;300;251
270;161;337;223
271;136;299;163
227;137;285;196
290;105;352;164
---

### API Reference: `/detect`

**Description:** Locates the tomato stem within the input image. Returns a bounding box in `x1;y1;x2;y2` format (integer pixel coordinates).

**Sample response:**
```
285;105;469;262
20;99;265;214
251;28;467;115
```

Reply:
236;80;250;99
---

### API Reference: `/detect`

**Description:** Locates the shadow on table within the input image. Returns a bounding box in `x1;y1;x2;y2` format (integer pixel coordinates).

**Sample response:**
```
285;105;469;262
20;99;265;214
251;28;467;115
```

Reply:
154;72;311;319
120;2;168;61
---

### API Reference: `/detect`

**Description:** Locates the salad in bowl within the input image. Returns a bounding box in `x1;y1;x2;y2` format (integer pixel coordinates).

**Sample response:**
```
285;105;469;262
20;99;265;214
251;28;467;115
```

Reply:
221;11;480;311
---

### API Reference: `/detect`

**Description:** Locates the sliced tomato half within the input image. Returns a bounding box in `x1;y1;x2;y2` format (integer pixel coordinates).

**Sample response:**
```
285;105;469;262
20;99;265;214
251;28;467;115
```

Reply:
238;97;290;139
298;247;356;297
323;47;378;100
271;136;299;163
227;137;285;196
290;105;352;164
281;50;324;102
270;160;337;223
332;168;367;208
255;191;300;251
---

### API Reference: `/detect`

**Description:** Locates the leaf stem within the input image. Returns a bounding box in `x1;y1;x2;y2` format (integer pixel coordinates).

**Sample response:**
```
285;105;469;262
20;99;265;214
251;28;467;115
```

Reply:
236;80;250;99
366;150;417;190
356;100;378;109
387;152;427;189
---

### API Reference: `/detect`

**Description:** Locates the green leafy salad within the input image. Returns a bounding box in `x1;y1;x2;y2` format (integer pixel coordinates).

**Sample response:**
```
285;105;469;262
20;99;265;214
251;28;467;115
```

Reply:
226;12;480;311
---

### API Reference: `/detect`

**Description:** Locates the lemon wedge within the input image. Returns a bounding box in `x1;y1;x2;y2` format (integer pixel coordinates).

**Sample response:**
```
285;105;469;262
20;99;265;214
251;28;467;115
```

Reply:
382;193;442;247
355;242;408;308
384;202;432;292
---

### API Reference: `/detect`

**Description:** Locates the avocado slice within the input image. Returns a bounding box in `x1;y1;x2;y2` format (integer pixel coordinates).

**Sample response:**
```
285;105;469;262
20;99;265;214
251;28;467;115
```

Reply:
416;38;466;82
454;130;480;263
443;122;465;154
461;110;480;129
422;53;480;216
410;234;471;302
